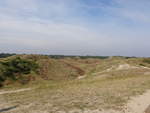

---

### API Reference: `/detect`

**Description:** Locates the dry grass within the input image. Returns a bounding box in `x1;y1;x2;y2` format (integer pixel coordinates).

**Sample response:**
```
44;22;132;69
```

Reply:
1;56;150;113
1;72;150;113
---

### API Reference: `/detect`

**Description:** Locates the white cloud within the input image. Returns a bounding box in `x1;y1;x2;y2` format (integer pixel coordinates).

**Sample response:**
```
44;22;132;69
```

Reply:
0;0;150;56
0;16;111;51
111;0;150;23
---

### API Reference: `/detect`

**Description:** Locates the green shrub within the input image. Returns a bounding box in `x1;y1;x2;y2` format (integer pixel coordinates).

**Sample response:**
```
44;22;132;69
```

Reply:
139;63;145;66
0;57;38;86
143;58;150;64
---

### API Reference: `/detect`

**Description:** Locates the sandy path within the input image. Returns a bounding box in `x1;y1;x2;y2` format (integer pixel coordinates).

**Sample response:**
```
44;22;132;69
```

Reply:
85;90;150;113
0;88;32;95
145;105;150;113
123;90;150;113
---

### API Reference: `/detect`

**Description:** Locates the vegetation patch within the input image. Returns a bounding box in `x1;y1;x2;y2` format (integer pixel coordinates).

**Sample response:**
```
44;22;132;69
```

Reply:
0;57;38;86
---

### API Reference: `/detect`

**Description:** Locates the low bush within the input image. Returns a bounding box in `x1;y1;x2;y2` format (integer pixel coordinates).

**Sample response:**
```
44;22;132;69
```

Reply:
0;57;38;86
143;58;150;64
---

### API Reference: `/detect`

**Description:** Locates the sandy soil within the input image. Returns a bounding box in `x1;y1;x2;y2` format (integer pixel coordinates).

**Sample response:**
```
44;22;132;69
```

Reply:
80;90;150;113
123;90;150;113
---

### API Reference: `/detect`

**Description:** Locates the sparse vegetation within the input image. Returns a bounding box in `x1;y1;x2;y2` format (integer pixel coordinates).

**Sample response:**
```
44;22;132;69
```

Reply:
1;54;150;113
0;57;38;86
143;58;150;64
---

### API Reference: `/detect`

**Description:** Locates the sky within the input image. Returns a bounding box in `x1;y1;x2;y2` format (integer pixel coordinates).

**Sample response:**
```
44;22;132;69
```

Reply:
0;0;150;56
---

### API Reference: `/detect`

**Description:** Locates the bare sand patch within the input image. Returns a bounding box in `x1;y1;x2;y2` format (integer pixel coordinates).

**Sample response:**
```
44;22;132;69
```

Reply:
0;88;32;95
124;90;150;113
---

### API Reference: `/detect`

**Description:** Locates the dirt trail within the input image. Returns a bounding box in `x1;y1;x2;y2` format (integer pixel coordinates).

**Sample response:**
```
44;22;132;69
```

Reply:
0;88;32;95
145;105;150;113
89;90;150;113
123;90;150;113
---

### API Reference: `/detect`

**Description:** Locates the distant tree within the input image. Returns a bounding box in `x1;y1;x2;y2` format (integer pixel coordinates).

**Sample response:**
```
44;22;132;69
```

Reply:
0;53;16;58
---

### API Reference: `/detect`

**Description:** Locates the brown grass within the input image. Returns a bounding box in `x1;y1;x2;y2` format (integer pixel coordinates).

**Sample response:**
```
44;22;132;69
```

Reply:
1;56;150;113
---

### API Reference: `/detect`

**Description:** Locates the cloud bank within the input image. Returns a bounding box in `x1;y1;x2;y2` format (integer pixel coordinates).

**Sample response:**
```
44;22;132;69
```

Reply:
0;0;150;56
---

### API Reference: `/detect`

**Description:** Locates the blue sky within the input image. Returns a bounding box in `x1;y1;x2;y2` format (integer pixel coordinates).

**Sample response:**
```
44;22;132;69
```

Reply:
0;0;150;56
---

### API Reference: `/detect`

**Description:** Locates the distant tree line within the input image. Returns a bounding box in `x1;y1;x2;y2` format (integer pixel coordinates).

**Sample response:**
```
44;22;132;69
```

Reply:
47;55;109;59
47;55;137;59
0;53;136;59
0;53;16;58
